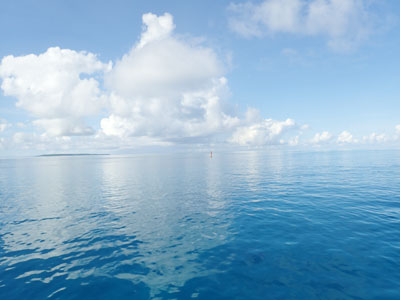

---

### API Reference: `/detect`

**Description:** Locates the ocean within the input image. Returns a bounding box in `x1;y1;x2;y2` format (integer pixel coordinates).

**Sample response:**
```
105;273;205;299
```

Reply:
0;150;399;299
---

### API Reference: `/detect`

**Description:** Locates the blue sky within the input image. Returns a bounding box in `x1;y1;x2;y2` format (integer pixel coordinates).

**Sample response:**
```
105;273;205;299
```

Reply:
1;0;400;155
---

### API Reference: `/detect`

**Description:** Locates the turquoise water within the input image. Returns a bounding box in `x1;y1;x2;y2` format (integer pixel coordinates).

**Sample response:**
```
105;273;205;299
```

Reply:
0;151;399;299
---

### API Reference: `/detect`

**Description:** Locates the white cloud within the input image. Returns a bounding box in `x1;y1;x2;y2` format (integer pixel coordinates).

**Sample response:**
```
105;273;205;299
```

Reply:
33;118;94;137
8;129;174;153
288;135;299;146
0;12;303;151
101;13;242;142
394;125;400;141
138;13;176;49
228;0;371;51
229;118;296;146
362;132;387;144
312;131;333;144
12;132;31;144
0;119;10;132
0;47;110;136
337;130;355;144
101;13;303;146
106;13;223;99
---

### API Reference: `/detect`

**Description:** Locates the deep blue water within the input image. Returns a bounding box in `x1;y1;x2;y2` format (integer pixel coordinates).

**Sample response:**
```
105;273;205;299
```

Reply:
0;150;399;299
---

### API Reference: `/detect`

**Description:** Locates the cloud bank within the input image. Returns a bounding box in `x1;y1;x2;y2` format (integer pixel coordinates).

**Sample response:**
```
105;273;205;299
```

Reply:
0;13;303;151
0;12;397;153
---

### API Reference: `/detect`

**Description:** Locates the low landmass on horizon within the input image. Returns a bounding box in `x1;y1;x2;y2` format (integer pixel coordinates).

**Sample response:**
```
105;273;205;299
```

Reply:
38;153;109;157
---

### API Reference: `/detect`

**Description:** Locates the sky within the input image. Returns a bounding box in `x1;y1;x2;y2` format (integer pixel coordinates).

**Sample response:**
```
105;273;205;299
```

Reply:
1;0;400;155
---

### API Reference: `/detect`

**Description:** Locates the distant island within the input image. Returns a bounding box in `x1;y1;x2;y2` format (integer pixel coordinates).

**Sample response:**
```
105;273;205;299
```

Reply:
38;153;109;157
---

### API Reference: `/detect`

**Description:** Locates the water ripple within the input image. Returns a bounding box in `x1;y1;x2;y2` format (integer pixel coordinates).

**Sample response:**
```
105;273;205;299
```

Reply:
0;151;399;299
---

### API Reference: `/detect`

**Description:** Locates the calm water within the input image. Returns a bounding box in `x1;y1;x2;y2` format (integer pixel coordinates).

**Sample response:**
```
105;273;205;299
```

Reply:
0;151;399;299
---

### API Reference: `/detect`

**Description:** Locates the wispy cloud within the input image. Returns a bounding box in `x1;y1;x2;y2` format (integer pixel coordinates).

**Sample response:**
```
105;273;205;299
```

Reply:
0;119;11;132
396;125;400;134
228;0;374;51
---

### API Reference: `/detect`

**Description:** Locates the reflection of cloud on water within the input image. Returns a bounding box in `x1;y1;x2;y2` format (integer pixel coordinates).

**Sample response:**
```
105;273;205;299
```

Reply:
0;157;152;297
0;151;305;298
99;154;232;297
1;158;79;261
205;154;227;217
241;151;262;193
0;154;235;297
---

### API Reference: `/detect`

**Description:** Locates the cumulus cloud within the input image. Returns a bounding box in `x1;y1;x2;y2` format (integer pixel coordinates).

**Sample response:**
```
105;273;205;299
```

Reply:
362;132;387;144
106;13;224;99
100;12;298;145
337;130;355;144
138;13;176;49
0;12;302;150
0;47;110;136
311;131;333;144
101;13;241;142
228;0;371;51
229;118;296;146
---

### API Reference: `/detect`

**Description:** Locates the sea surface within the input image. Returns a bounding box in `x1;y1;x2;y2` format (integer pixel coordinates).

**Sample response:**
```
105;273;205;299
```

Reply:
0;150;399;299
